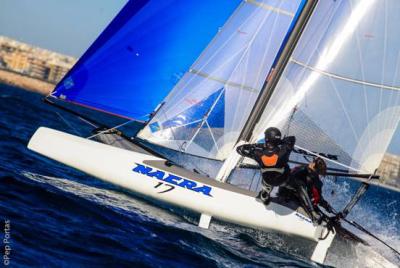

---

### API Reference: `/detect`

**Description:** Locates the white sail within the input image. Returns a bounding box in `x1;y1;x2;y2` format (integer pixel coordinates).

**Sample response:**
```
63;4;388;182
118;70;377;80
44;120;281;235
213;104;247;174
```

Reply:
138;0;305;160
251;0;400;173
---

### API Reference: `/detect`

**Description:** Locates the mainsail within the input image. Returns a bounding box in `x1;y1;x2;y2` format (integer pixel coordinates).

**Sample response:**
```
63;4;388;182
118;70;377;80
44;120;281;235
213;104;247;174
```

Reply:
138;0;307;160
250;0;400;173
51;0;241;120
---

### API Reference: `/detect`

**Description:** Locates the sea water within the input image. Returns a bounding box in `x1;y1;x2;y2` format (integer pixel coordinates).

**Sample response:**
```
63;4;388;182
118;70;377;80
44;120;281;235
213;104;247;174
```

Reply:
0;83;399;267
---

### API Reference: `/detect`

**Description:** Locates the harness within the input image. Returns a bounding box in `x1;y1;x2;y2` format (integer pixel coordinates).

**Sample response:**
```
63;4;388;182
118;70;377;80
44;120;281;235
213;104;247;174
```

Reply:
261;167;285;174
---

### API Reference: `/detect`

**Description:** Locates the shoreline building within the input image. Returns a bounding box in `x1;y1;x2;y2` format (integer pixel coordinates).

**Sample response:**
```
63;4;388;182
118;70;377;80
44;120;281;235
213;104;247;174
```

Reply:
377;153;400;187
0;36;76;84
47;60;73;84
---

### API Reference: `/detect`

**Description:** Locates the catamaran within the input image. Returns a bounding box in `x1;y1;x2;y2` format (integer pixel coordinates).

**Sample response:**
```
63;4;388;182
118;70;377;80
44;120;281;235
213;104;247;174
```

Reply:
27;0;400;264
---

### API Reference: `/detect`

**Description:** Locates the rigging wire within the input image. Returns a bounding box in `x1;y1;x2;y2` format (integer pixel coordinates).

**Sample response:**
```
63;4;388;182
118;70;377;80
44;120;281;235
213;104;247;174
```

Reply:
294;144;365;174
78;116;98;128
343;218;400;258
324;171;400;257
44;97;105;128
86;119;139;140
184;88;225;152
328;206;400;258
56;112;80;136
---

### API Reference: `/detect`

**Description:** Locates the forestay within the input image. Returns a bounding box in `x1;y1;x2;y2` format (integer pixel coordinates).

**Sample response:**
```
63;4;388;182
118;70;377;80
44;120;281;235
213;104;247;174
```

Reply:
138;0;306;160
51;0;241;120
251;0;400;173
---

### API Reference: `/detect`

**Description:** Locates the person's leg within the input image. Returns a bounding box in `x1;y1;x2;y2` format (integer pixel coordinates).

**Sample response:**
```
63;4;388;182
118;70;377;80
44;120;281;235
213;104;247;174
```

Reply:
295;183;322;224
259;168;290;205
259;179;273;205
277;184;296;202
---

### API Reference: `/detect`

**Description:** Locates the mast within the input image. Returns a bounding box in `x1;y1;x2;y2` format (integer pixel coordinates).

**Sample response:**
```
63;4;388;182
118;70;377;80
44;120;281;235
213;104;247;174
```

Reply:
216;0;318;182
239;0;318;142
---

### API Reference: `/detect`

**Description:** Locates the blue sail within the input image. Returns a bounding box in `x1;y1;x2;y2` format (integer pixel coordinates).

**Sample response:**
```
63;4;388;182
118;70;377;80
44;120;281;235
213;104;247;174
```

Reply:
52;0;241;120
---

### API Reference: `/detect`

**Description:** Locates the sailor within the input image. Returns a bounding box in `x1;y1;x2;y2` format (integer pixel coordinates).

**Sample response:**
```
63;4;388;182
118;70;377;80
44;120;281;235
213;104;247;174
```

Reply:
279;157;334;224
236;127;296;205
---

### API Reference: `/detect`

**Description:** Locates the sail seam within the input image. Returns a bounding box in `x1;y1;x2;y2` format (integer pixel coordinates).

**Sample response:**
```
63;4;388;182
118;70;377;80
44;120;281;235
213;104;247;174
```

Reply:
291;58;400;92
189;69;259;93
246;0;295;17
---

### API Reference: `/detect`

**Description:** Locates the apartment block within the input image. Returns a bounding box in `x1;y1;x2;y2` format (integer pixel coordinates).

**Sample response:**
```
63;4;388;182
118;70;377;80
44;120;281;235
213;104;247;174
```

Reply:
0;36;76;84
377;153;400;185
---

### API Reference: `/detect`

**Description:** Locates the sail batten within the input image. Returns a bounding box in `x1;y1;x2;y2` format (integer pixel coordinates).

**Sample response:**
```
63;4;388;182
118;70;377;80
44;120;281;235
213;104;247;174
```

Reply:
189;69;259;93
291;59;400;92
246;0;296;17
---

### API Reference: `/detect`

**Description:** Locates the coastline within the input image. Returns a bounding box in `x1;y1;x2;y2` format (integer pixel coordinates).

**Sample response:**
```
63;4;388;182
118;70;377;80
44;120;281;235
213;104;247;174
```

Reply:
0;69;55;95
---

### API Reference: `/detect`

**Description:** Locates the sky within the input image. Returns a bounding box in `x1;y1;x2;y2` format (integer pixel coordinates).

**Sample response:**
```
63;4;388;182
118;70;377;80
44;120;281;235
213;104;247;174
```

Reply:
0;0;399;155
0;0;127;57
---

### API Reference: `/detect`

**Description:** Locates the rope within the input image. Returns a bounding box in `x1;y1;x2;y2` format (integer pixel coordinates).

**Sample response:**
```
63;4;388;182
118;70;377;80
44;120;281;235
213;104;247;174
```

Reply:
86;119;137;140
57;112;80;135
343;218;400;257
294;144;365;173
327;206;400;257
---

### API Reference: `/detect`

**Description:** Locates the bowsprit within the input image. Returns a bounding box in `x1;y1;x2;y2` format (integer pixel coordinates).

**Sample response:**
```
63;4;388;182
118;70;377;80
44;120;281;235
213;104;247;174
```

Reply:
132;163;213;197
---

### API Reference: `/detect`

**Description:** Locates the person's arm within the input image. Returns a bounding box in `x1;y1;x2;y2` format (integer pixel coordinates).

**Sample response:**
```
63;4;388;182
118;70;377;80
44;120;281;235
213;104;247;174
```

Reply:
279;136;296;162
236;144;258;159
282;136;296;150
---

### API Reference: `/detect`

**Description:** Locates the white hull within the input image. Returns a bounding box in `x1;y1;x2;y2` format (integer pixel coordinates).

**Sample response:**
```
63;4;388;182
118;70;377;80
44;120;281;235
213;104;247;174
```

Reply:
28;127;335;263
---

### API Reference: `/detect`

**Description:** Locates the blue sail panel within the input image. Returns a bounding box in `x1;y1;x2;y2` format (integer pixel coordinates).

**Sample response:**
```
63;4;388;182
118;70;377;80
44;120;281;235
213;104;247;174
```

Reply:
205;89;225;129
156;88;225;130
52;0;241;120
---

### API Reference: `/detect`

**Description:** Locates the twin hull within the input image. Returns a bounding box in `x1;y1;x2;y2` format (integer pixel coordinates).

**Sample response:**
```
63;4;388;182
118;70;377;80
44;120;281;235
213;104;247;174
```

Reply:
28;127;325;242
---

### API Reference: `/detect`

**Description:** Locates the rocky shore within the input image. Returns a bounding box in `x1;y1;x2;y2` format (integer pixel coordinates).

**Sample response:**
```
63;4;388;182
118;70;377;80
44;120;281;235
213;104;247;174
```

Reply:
0;69;55;95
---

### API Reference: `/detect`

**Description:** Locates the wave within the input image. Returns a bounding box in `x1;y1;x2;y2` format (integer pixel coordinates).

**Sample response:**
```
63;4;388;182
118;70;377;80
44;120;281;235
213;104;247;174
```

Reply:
19;171;317;267
18;171;399;267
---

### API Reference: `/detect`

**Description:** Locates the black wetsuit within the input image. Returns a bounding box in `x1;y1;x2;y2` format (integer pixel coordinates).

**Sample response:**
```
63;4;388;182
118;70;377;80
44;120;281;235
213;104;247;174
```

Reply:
280;166;332;222
236;136;296;196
